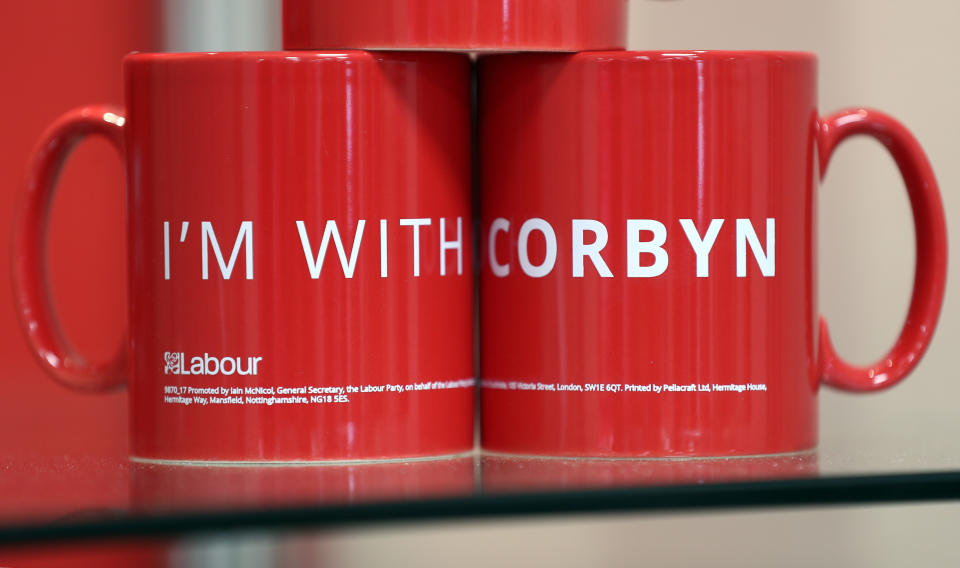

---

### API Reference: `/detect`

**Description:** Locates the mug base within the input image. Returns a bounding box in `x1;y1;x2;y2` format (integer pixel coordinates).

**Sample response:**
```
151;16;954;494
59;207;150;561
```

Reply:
480;448;817;461
130;449;477;467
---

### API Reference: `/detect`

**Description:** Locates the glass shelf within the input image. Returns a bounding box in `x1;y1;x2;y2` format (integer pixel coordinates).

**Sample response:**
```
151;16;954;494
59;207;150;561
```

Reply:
3;427;960;547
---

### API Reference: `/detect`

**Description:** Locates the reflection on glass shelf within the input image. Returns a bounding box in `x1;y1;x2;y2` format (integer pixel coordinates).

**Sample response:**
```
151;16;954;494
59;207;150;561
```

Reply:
3;437;960;547
481;452;819;492
130;457;478;512
129;451;817;513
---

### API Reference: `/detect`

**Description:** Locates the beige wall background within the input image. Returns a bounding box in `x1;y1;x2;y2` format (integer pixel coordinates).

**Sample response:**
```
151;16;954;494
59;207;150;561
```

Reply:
166;0;960;565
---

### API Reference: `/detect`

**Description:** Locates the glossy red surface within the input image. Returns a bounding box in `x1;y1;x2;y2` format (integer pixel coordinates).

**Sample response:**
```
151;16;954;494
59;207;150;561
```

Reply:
283;0;627;52
0;5;161;563
817;109;948;391
15;51;475;461
479;51;947;457
15;106;128;392
0;0;156;461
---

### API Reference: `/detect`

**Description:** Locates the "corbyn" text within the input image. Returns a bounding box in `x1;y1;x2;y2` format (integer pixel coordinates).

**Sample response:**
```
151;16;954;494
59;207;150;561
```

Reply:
486;217;775;278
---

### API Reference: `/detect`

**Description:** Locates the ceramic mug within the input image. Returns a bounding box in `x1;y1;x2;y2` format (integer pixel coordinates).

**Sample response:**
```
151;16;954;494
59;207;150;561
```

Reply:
479;51;947;457
14;51;475;462
283;0;627;52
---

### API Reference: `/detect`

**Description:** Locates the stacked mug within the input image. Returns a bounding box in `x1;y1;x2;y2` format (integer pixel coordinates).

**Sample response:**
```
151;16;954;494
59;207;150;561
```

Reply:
14;0;946;464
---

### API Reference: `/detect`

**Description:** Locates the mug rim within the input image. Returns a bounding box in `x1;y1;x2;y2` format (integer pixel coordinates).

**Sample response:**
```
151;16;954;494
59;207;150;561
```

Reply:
486;50;817;63
123;50;467;66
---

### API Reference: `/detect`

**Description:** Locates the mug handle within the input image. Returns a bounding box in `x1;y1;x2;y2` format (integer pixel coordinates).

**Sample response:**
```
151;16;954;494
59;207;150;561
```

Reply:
12;105;128;391
817;108;947;391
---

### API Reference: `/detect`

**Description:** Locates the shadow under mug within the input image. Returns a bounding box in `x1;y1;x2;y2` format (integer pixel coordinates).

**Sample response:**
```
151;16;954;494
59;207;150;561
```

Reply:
14;51;475;462
479;50;947;457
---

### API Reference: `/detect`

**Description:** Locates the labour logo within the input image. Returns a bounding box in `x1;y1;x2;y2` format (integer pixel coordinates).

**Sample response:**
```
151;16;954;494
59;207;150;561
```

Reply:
162;351;262;376
164;352;182;374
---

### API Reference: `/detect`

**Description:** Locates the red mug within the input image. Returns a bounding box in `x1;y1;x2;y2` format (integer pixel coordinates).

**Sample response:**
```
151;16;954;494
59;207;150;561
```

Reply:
14;51;475;462
479;51;947;457
283;0;627;52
